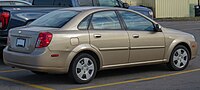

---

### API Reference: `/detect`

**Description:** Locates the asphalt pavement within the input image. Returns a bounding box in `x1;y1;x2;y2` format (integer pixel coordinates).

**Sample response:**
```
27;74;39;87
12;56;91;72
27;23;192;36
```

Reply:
0;21;200;90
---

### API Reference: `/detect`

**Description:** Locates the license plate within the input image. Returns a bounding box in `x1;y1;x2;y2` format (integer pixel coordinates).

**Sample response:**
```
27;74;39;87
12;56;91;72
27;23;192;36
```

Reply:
16;38;26;47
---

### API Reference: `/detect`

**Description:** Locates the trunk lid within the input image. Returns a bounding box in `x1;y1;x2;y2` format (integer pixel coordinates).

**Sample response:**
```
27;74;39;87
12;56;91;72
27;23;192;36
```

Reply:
8;26;56;53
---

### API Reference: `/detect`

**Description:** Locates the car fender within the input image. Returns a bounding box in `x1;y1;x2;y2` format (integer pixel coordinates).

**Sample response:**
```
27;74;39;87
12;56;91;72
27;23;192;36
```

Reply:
164;39;191;62
64;44;103;72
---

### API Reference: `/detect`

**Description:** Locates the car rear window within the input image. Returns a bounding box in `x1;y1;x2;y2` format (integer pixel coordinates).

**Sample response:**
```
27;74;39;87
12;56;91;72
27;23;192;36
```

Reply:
29;10;79;28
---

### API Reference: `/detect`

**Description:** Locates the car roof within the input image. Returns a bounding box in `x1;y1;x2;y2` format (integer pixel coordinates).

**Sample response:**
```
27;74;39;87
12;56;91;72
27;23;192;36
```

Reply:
60;7;156;29
59;7;128;12
0;0;32;5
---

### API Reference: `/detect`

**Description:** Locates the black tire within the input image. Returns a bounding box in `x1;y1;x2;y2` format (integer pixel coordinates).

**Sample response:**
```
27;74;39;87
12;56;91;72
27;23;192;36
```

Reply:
167;45;190;71
0;51;2;59
69;53;97;84
31;71;48;75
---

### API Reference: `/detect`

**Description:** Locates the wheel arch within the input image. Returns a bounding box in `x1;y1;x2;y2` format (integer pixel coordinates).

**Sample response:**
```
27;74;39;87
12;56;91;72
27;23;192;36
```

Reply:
64;44;103;73
176;42;191;59
73;50;101;70
165;40;191;62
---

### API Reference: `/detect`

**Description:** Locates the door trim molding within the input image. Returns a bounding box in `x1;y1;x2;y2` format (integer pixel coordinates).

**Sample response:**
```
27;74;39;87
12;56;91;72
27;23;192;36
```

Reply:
99;47;129;51
130;46;165;50
103;59;167;68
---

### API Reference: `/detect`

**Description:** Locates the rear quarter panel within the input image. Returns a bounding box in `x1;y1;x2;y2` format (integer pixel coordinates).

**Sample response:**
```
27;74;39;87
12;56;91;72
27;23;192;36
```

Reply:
48;30;103;72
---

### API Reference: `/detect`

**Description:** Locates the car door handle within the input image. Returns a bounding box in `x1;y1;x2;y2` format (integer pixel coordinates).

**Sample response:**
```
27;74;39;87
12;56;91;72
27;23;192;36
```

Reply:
94;34;101;38
133;34;139;38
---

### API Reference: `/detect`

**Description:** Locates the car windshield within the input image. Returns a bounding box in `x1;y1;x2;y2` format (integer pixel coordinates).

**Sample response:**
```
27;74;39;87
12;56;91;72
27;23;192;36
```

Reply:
29;10;79;28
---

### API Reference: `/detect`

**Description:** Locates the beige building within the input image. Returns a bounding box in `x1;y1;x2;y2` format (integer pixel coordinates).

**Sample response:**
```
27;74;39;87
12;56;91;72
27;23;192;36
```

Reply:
123;0;199;18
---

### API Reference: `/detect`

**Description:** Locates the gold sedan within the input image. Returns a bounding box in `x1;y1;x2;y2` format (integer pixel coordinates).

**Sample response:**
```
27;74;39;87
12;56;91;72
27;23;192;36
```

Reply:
3;7;198;84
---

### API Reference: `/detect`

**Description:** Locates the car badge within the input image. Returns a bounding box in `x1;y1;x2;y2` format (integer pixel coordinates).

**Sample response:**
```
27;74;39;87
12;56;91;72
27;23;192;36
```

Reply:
18;31;22;34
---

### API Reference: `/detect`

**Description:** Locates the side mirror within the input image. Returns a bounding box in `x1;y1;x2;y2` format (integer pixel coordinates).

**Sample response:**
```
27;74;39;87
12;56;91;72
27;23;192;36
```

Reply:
123;3;129;9
154;24;162;32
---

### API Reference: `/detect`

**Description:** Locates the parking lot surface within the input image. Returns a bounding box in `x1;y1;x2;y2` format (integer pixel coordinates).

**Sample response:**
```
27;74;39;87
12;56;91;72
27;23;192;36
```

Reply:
0;21;200;90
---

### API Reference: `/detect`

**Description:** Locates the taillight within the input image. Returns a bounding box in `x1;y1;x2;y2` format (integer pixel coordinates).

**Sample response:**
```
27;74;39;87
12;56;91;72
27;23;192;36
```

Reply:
36;32;53;48
0;11;10;30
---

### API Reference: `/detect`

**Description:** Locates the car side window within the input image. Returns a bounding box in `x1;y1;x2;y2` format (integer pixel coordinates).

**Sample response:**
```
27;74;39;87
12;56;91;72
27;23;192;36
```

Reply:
0;1;12;5
119;11;154;31
91;11;122;30
33;0;54;5
78;15;91;30
98;0;120;7
13;2;29;6
78;0;93;6
54;0;70;6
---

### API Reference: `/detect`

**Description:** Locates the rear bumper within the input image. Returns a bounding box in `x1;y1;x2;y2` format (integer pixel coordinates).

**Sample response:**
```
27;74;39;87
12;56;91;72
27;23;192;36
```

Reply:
5;61;66;73
3;47;69;74
0;30;8;48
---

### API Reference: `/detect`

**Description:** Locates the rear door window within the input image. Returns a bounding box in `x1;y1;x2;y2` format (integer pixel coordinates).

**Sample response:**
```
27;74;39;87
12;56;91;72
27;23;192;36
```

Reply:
97;0;120;7
78;0;94;6
78;15;92;30
29;10;79;28
91;11;122;30
54;0;70;6
33;0;71;6
0;1;12;6
33;0;54;5
13;1;30;6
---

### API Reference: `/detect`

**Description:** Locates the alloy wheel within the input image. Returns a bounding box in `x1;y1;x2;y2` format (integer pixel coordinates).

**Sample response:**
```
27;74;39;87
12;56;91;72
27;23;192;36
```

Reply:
173;48;188;68
76;58;95;81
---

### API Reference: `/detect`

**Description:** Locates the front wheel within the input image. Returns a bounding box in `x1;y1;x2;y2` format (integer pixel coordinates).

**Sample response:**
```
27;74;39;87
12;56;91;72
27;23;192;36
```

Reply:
167;45;190;71
69;53;97;84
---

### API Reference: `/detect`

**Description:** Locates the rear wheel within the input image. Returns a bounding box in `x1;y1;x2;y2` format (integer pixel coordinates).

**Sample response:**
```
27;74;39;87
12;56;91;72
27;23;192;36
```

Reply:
167;45;190;71
69;53;97;84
